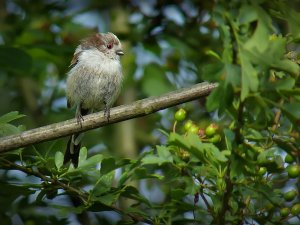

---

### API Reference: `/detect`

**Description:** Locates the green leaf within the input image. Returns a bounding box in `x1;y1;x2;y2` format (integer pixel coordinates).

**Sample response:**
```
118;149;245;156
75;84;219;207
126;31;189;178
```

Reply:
190;135;228;163
206;84;224;112
171;188;187;200
0;111;26;137
243;15;271;55
121;185;151;206
157;145;173;162
0;183;35;205
220;24;233;63
273;77;295;91
257;148;284;172
240;54;258;101
206;83;234;113
0;111;25;124
100;157;117;175
225;64;241;87
92;170;115;196
100;158;131;175
273;59;299;77
281;102;300;121
77;147;87;167
238;5;258;24
96;192;120;205
55;151;64;170
273;1;300;40
201;62;224;81
0;124;22;137
79;154;103;169
244;128;264;141
0;47;32;73
169;133;227;165
224;128;235;151
168;132;191;150
133;167;164;180
205;50;221;60
141;152;172;166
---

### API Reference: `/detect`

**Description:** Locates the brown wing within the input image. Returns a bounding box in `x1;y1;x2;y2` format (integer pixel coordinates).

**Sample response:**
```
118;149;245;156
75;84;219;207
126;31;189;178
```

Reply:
69;52;80;69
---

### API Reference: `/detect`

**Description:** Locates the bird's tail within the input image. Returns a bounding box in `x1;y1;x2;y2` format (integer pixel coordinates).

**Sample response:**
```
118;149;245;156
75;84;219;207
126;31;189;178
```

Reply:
64;133;83;168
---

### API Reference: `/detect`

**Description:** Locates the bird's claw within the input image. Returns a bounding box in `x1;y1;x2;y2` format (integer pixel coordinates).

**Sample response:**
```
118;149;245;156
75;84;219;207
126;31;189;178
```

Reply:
76;113;84;128
104;105;110;122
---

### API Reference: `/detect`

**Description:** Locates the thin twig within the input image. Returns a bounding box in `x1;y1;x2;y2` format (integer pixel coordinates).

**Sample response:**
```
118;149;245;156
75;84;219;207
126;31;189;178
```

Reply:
0;158;154;224
0;82;217;152
0;157;88;203
271;99;284;131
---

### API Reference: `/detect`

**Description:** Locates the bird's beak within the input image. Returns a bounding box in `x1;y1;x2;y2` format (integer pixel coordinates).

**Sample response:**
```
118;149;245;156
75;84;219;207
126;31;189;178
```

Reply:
116;49;124;56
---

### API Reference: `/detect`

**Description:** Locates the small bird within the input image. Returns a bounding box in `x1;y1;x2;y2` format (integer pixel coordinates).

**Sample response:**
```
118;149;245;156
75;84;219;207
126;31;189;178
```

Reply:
64;32;124;167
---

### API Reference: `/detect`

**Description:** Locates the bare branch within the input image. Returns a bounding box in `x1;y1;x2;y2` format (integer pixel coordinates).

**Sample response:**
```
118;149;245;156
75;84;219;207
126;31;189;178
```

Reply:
0;82;217;152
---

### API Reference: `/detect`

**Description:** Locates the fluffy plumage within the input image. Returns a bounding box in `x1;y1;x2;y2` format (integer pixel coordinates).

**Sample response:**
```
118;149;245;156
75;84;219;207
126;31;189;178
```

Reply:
64;32;124;167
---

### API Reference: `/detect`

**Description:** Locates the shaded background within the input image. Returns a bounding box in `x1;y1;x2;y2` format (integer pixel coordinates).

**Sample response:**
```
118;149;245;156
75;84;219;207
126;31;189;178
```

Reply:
2;1;300;225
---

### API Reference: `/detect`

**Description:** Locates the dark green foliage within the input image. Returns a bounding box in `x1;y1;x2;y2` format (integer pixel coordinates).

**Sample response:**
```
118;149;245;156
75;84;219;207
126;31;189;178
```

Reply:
1;1;300;225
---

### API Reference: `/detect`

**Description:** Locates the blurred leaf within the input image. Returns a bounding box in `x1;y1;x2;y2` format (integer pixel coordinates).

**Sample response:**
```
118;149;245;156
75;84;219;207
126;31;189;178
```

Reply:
76;147;87;168
220;24;233;63
157;145;173;162
55;151;64;170
206;83;234;113
66;147;103;171
0;182;35;205
238;5;258;24
205;50;221;60
281;102;300;121
92;170;115;197
100;157;131;175
202;62;224;81
0;47;32;74
142;64;172;96
0;111;26;136
141;146;173;166
224;128;235;151
0;124;22;137
96;191;121;205
240;54;258;101
171;188;187;200
272;1;300;40
121;185;151;207
244;128;264;141
169;133;227;165
224;64;241;87
133;167;164;180
257;148;284;172
273;59;299;77
100;157;117;175
243;14;271;55
273;77;295;91
273;137;297;155
0;111;25;124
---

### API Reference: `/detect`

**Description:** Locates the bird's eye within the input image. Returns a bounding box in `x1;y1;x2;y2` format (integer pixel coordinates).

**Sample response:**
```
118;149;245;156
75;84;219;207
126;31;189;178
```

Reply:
107;43;113;49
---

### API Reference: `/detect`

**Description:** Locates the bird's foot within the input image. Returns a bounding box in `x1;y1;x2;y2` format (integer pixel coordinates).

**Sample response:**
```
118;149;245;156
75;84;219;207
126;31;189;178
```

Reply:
104;104;110;122
76;112;84;128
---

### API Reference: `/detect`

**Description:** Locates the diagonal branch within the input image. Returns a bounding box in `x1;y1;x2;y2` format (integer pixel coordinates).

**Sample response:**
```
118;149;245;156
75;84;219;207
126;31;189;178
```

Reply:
0;82;217;152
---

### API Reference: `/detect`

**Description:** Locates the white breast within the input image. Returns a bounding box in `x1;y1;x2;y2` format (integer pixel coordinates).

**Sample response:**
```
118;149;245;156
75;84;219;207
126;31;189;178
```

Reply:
66;49;123;111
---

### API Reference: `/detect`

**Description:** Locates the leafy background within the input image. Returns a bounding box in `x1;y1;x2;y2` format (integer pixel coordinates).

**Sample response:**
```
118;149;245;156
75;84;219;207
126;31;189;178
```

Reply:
1;0;300;225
